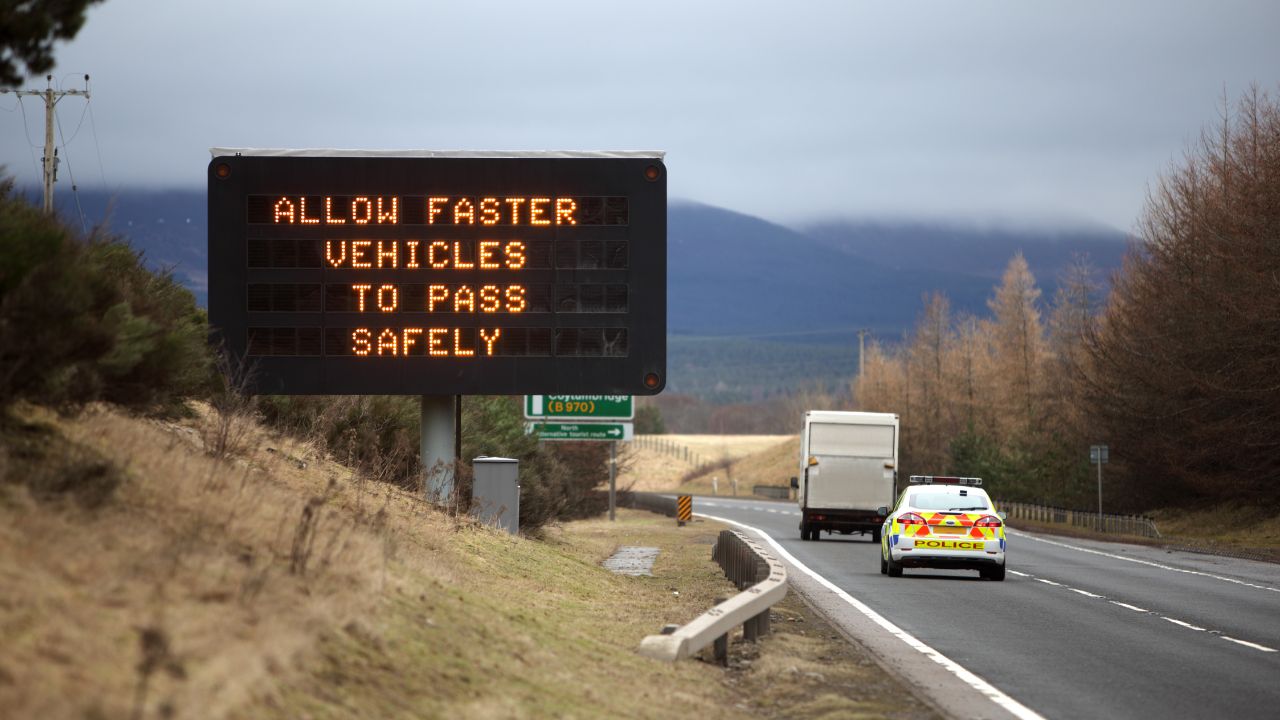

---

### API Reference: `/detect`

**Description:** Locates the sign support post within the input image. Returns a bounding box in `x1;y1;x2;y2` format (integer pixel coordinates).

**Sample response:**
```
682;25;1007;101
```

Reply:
1090;444;1109;531
609;440;617;522
422;395;456;505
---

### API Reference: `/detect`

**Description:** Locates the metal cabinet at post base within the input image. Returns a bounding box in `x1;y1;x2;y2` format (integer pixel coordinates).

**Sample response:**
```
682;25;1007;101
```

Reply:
473;457;519;534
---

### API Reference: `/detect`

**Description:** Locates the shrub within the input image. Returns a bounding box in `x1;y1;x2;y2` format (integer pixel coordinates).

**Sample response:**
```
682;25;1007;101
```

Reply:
0;180;211;412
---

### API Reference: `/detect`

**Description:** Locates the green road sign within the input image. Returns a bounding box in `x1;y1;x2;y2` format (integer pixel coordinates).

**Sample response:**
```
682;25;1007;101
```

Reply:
524;395;634;420
527;422;634;442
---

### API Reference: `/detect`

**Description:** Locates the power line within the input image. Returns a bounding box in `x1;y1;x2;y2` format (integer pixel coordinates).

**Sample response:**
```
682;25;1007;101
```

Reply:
1;74;90;215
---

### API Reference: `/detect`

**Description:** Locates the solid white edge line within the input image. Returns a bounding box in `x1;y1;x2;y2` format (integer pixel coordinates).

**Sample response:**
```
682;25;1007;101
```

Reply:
1109;601;1149;613
1221;636;1279;653
1035;578;1063;587
1069;588;1105;599
1008;530;1280;594
696;512;1046;720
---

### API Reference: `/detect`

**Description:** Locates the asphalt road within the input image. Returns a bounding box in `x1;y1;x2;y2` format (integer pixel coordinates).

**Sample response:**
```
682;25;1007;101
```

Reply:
690;495;1280;720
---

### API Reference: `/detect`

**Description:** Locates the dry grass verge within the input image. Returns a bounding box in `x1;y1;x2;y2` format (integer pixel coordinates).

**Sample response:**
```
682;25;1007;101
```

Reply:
1;405;937;719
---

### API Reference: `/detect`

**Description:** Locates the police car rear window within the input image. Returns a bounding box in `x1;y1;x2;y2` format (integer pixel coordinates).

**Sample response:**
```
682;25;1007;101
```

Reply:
908;492;990;511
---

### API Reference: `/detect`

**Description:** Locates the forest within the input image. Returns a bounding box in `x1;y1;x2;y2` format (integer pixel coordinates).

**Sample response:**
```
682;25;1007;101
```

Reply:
854;89;1280;512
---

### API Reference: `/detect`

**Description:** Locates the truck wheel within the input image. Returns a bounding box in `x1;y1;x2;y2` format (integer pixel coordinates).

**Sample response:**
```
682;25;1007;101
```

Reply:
886;551;903;577
871;527;882;544
811;526;821;542
800;523;811;541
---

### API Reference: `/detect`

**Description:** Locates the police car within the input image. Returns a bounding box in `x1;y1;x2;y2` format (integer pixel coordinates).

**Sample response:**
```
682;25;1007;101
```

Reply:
879;476;1007;581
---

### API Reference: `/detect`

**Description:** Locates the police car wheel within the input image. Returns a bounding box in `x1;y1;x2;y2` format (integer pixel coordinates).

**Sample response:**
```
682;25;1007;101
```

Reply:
982;564;1006;581
879;551;887;574
886;552;903;577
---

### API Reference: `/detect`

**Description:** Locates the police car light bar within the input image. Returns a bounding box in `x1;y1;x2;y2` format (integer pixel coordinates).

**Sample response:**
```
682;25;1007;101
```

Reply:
909;475;983;486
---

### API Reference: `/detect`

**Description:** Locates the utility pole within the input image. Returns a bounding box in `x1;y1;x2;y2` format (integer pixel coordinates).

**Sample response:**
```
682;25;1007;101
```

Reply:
1;74;90;215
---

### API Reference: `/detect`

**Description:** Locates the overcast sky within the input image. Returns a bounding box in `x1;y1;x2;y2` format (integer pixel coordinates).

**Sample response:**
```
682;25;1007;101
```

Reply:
3;0;1278;231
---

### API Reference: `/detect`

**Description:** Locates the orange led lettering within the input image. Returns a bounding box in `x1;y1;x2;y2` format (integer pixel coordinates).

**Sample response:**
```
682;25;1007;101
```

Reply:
324;196;345;224
454;285;475;312
478;241;500;269
479;285;501;312
300;196;321;224
376;240;397;268
428;241;450;268
377;196;399;224
325;240;346;267
406;240;421;269
453;198;475;225
403;328;422;355
454;328;475;357
377;284;398;312
351;240;372;268
352;284;372;312
351;197;372;224
555;198;578;225
530;197;551;226
480;197;500;225
376;329;398;356
506;285;527;312
453;241;474;269
273;197;296;223
428;197;448;224
428;285;449;311
505;241;527;269
428;328;449;356
479;328;501;355
352;328;373;356
505;197;525;224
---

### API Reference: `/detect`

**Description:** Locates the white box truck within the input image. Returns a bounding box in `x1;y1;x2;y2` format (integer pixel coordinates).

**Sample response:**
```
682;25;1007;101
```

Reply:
790;411;899;542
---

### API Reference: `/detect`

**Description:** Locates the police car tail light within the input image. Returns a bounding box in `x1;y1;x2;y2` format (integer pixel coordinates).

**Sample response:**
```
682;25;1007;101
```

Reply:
899;512;926;525
975;515;1002;528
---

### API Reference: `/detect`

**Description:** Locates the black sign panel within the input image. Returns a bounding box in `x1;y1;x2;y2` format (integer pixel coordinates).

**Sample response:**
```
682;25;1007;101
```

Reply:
208;153;666;395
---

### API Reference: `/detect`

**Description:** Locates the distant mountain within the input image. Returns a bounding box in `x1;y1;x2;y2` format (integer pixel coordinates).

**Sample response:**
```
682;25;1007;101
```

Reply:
42;189;1130;400
805;219;1130;286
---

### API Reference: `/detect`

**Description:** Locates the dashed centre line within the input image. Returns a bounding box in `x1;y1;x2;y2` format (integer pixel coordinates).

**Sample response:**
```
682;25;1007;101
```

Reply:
1013;568;1277;653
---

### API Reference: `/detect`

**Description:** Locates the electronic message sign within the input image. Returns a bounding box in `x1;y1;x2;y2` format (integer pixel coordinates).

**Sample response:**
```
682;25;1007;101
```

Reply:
208;151;665;395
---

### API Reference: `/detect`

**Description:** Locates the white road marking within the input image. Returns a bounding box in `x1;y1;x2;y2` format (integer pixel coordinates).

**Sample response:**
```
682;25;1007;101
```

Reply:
1161;617;1208;632
1222;636;1279;653
1009;530;1280;594
697;512;1047;720
1017;569;1278;653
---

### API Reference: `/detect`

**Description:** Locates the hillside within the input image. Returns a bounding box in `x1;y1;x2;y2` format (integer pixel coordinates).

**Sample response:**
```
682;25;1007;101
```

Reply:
0;404;936;718
44;189;1128;401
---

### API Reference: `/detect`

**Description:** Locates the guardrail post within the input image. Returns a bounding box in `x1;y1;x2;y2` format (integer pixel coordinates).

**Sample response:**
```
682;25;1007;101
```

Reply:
712;596;729;666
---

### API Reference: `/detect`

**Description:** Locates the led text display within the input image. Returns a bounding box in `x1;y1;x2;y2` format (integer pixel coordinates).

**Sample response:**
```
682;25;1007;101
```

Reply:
208;154;665;395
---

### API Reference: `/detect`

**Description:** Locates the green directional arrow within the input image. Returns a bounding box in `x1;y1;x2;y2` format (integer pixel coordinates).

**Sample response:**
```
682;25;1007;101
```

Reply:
526;422;634;442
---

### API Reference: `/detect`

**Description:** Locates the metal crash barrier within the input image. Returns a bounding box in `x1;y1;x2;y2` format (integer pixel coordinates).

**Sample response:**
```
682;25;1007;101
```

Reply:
638;529;787;663
997;499;1161;538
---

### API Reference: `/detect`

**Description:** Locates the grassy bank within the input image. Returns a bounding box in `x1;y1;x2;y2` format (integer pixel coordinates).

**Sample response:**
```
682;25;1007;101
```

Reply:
1;405;936;719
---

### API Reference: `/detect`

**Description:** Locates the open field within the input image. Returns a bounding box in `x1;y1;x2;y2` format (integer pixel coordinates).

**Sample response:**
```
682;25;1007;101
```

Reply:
0;406;935;718
622;435;794;493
